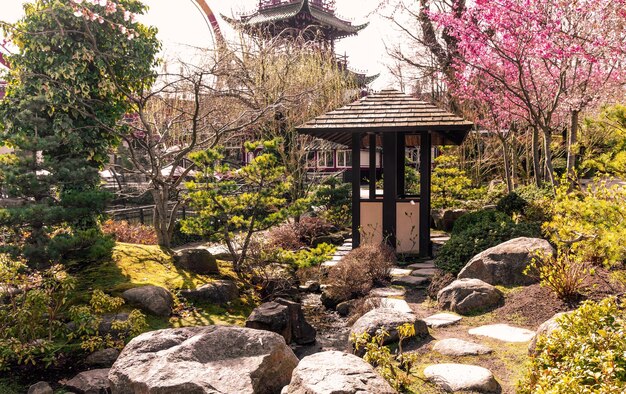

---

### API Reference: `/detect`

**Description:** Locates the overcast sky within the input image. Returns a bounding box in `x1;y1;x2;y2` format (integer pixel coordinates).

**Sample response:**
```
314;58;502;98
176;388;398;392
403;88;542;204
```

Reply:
2;0;405;89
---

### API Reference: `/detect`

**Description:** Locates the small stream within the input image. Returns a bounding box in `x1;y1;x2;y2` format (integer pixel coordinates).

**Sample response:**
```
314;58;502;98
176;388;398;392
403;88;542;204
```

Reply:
295;293;351;358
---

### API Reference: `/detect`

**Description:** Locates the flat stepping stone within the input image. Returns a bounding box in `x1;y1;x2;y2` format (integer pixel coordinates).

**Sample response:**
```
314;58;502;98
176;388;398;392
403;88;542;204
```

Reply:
334;250;349;256
411;268;438;276
331;255;343;261
389;268;413;276
369;287;406;297
344;238;352;243
336;246;352;252
423;313;462;328
432;338;493;356
407;261;436;269
424;364;499;393
321;261;339;268
378;298;413;313
391;276;429;287
469;324;535;343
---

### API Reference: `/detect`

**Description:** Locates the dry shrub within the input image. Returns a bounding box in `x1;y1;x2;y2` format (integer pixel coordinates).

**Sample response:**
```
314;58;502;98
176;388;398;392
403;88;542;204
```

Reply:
294;217;335;244
325;243;395;304
267;217;336;250
243;239;297;301
267;224;303;250
102;219;157;245
427;270;455;299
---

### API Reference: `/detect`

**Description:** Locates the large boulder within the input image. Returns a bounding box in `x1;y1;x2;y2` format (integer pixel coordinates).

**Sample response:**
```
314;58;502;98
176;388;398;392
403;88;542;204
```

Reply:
458;237;555;286
432;209;468;232
246;298;316;345
63;368;110;394
109;326;298;394
122;285;173;317
283;351;395;394
349;308;428;346
173;248;219;275
180;280;239;304
529;311;572;355
437;279;503;315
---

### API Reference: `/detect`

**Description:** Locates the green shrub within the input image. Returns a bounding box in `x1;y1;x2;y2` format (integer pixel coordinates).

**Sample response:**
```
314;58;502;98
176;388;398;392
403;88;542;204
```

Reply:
0;256;147;370
289;243;336;269
496;192;528;216
311;177;351;228
351;323;419;391
543;180;626;268
170;221;203;248
436;213;541;275
451;209;512;235
519;297;626;393
524;250;591;301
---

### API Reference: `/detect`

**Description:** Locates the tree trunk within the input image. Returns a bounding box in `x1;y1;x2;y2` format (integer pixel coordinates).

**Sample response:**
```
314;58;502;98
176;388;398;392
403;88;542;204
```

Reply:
566;109;579;178
542;130;557;187
152;188;172;248
498;135;513;193
532;127;541;187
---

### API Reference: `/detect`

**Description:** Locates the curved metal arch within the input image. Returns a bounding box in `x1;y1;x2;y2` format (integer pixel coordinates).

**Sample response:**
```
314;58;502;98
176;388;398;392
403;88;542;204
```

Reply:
192;0;225;45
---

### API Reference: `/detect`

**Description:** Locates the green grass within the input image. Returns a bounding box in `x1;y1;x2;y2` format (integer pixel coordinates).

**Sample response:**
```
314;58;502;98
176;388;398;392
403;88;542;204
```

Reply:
73;242;256;330
0;379;24;394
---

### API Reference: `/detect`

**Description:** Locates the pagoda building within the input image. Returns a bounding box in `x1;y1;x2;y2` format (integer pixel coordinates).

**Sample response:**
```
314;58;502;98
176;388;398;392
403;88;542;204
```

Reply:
222;0;377;86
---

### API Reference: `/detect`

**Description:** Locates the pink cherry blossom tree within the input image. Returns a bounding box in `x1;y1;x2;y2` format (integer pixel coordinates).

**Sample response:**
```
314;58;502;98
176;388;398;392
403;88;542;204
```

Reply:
432;0;626;186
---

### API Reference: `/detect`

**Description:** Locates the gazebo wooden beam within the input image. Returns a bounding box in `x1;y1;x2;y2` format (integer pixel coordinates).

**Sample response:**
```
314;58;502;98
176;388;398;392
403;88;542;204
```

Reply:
419;131;432;257
351;132;361;248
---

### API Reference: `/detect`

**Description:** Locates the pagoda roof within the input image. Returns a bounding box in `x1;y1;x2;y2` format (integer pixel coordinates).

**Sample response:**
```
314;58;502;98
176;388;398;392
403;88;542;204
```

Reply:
223;0;368;39
297;90;474;146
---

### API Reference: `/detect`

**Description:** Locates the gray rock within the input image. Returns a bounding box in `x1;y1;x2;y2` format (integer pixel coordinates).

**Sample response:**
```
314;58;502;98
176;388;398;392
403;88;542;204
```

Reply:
336;300;352;316
529;311;572;355
109;326;298;394
365;297;413;313
411;268;438;276
432;208;468;232
64;369;110;394
85;348;120;367
458;237;555;286
173;248;219;275
423;313;462;328
28;381;53;394
122;285;173;317
469;324;535;343
98;313;129;336
284;351;395;394
369;287;406;297
246;301;291;342
391;275;430;287
0;283;21;304
424;363;500;393
246;298;317;345
389;267;413;276
180;280;239;304
437;278;503;315
432;338;493;356
298;281;320;293
349;308;428;345
407;261;436;269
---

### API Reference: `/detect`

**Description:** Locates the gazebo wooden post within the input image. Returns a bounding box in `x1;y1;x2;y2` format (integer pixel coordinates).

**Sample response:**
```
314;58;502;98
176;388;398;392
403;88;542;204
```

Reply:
369;133;377;199
419;131;432;257
382;132;398;248
351;132;361;248
397;132;406;196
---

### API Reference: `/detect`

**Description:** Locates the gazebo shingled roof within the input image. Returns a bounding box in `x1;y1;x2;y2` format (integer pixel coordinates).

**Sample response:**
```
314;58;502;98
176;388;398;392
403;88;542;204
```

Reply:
297;90;473;146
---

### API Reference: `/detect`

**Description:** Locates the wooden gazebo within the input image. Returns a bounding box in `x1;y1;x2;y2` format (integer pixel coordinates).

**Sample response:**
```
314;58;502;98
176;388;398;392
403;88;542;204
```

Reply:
297;90;473;257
